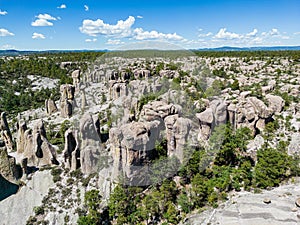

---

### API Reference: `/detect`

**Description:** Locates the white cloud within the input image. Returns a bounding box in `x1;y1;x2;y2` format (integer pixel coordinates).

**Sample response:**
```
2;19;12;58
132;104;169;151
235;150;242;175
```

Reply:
0;28;14;36
57;4;67;9
262;28;280;37
246;28;258;37
133;28;183;41
294;32;300;35
32;32;45;39
84;5;89;11
198;32;213;37
80;16;135;37
0;10;8;15
137;15;143;19
85;38;97;42
106;39;124;45
215;28;242;39
270;28;280;36
31;14;57;27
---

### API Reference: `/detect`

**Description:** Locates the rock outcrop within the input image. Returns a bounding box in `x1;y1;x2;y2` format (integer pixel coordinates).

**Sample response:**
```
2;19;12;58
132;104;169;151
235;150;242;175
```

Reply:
16;120;58;167
183;182;300;225
110;120;161;182
109;81;128;100
197;99;227;140
72;69;80;87
0;143;19;183
79;114;102;174
63;129;80;171
0;112;14;152
45;99;58;115
60;84;75;118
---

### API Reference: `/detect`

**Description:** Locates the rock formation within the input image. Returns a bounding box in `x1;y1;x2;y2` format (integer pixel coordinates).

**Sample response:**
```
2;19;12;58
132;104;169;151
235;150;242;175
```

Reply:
110;120;161;181
60;84;75;118
197;99;227;140
45;99;58;115
16;120;58;167
0;112;14;152
109;81;128;100
0;142;19;183
72;69;80;88
63;129;80;171
79;114;102;174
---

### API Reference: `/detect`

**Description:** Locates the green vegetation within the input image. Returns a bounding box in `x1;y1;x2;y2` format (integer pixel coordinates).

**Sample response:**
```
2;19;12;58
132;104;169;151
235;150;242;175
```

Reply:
76;123;299;224
0;51;105;115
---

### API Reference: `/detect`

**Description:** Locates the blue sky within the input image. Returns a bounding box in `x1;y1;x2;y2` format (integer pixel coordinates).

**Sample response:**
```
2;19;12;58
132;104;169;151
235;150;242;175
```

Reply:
0;0;299;50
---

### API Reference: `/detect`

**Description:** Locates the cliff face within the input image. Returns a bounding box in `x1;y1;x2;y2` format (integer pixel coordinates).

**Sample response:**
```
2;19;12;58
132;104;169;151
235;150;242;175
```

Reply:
0;170;54;225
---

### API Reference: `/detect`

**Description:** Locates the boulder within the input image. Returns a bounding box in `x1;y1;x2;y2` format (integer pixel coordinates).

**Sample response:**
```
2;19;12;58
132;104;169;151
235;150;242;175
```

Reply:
265;94;285;113
263;198;272;204
248;97;272;119
295;198;300;208
140;100;181;122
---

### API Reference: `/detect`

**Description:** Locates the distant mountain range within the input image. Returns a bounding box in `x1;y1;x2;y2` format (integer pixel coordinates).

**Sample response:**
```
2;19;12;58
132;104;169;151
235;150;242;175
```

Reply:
1;46;300;56
195;46;300;51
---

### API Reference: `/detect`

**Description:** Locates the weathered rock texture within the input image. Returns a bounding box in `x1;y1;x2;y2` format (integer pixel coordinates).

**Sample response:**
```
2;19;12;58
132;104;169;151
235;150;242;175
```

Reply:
16;120;58;167
63;129;80;171
60;84;75;118
0;144;19;183
110;121;161;181
79;114;102;174
183;182;300;225
0;170;54;225
0;112;14;152
45;99;58;115
72;69;80;87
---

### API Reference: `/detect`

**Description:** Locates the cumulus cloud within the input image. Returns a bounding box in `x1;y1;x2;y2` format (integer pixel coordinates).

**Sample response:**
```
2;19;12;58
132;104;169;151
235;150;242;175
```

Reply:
80;16;135;37
0;10;8;15
32;32;45;39
106;39;124;45
57;4;66;9
246;28;258;37
269;28;280;36
84;5;89;11
198;32;213;37
133;28;183;40
31;14;57;27
262;28;280;37
85;38;97;42
0;28;14;36
215;28;242;39
80;15;185;43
